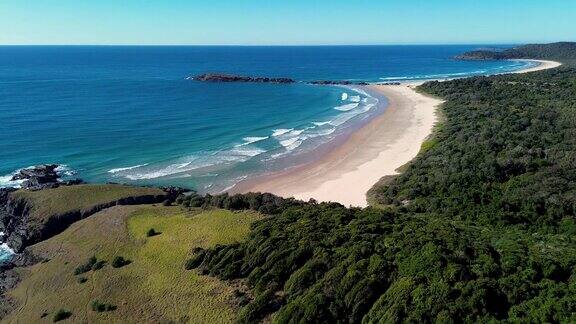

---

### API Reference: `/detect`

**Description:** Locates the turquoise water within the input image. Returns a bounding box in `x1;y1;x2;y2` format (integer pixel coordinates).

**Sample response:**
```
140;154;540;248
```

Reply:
0;45;533;194
0;45;537;262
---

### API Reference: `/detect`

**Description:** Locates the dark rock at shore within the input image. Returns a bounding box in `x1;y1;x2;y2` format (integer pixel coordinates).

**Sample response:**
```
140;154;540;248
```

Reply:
10;164;84;191
12;164;60;190
308;80;370;86
192;73;295;84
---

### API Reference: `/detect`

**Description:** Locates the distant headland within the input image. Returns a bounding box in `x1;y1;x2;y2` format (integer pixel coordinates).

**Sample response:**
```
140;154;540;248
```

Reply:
456;42;576;61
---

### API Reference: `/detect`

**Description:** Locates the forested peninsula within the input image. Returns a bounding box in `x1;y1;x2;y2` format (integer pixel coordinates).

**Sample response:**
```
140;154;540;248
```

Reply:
1;43;575;323
456;42;576;61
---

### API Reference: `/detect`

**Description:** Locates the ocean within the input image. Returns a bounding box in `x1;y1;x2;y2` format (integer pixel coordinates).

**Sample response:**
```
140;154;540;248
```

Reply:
0;45;533;195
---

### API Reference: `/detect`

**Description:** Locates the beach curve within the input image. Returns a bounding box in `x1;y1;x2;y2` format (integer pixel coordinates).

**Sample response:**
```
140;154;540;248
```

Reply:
233;59;562;207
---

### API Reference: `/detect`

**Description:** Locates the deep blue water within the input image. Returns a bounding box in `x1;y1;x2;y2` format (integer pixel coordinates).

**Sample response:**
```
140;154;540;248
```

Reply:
0;45;532;194
0;45;538;262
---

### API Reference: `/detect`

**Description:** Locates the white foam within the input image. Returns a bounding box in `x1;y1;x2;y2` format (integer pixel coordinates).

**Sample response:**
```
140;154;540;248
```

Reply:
287;129;305;136
334;103;359;111
272;128;293;137
0;172;24;189
122;145;265;181
280;138;304;151
313;121;331;126
108;164;149;174
235;136;269;147
341;92;349;101
55;165;75;176
230;146;266;157
312;127;336;136
349;96;361;103
0;243;15;260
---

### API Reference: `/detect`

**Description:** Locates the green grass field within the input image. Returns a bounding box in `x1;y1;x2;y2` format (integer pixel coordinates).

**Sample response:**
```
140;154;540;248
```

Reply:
11;184;165;221
3;205;262;323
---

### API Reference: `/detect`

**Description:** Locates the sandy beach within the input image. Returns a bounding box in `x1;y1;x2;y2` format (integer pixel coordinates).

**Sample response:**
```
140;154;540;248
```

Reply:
511;59;562;73
235;59;561;207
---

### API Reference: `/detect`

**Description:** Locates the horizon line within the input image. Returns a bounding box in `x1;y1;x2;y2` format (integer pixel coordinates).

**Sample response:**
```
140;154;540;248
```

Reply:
0;43;529;47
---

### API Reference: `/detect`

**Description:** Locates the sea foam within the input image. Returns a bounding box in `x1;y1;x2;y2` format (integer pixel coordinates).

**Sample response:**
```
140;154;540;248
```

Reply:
108;164;149;174
235;136;269;147
272;129;293;137
334;103;360;111
0;243;14;263
349;95;361;103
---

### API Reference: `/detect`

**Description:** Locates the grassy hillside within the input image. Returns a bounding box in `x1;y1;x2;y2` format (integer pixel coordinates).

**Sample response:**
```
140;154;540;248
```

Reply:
12;184;165;221
186;67;576;322
6;184;167;250
3;205;262;323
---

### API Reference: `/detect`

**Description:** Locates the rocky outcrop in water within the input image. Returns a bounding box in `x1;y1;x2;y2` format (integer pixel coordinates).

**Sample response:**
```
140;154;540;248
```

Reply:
192;73;295;84
308;80;370;86
10;164;84;190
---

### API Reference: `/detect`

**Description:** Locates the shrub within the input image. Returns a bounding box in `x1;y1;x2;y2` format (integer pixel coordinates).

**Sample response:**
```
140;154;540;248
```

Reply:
91;260;106;271
146;228;160;237
53;309;72;322
74;256;97;275
77;277;88;284
111;256;131;268
91;300;117;312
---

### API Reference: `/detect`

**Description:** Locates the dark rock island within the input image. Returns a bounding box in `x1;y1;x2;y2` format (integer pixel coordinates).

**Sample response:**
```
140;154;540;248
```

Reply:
192;73;295;84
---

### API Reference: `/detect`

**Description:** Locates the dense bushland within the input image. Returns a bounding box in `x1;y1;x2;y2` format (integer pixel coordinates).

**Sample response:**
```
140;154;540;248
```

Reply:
184;64;576;322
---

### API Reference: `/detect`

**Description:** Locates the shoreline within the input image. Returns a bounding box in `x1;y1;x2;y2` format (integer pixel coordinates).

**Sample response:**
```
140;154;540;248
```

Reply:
233;59;562;207
510;59;562;73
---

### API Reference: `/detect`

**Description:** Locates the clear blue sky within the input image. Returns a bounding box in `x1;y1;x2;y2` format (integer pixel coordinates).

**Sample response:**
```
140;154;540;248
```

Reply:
1;0;574;45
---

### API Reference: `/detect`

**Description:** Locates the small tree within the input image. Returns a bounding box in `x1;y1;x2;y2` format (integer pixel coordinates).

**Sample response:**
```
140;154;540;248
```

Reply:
146;228;160;237
91;300;117;312
53;309;72;322
112;256;131;268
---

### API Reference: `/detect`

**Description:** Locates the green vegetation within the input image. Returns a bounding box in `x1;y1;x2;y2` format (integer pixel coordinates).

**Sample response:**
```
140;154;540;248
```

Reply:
73;256;98;275
12;184;164;221
457;42;576;62
3;205;262;323
188;65;576;322
146;228;160;237
91;300;117;312
52;309;72;322
111;256;131;268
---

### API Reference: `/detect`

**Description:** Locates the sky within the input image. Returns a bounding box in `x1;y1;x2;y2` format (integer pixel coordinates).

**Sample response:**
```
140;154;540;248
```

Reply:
0;0;574;45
